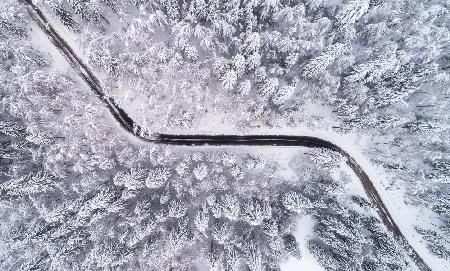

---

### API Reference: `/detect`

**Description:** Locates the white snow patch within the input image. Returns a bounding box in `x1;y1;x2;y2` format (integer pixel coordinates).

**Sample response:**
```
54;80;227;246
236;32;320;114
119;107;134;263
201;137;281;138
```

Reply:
280;215;324;271
192;262;209;271
246;147;302;181
28;23;70;71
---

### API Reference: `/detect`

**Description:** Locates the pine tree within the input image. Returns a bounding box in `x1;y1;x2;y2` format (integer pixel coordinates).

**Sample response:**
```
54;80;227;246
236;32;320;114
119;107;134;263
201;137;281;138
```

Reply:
245;242;264;271
193;163;208;181
146;167;171;189
212;219;233;245
233;54;246;76
0;5;27;38
45;1;78;30
282;191;313;213
243;32;261;56
168;199;188;218
167;219;191;256
0;170;58;199
238;80;252;95
194;205;210;235
336;0;370;26
242;198;271;226
224;245;240;271
0;121;26;137
302;43;348;79
416;227;450;260
67;0;104;24
283;234;301;259
222;69;238;91
258;77;278;97
272;85;295;106
220;194;240;221
206;241;224;271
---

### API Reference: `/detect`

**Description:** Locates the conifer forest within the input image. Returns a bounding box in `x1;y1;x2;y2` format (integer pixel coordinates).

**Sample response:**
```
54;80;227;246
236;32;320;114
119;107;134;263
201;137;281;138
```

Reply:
0;0;449;270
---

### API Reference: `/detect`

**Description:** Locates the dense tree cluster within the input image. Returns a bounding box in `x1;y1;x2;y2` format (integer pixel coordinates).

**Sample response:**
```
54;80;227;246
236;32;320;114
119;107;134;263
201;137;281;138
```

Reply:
38;1;450;232
309;197;410;270
1;0;450;269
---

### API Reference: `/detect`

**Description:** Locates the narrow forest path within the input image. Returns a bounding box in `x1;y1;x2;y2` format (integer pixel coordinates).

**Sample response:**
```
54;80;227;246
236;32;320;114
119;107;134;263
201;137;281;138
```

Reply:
23;1;431;270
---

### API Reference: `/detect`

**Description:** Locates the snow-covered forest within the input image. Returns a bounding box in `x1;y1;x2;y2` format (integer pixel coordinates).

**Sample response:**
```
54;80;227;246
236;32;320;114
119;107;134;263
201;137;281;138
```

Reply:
1;0;449;270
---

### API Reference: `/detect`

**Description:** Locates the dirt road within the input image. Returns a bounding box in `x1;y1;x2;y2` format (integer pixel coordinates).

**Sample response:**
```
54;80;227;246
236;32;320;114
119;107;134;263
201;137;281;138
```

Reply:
23;1;431;270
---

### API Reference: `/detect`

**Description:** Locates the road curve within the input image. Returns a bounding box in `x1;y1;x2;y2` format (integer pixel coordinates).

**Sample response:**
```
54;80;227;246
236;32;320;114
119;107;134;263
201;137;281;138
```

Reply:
23;1;431;270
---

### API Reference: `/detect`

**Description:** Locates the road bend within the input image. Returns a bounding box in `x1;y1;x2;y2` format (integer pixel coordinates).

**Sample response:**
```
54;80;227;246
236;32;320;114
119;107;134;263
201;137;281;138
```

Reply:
23;1;431;270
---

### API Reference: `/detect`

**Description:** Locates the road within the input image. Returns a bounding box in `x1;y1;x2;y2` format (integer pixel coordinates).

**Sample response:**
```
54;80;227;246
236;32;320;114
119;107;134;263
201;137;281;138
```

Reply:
23;1;431;270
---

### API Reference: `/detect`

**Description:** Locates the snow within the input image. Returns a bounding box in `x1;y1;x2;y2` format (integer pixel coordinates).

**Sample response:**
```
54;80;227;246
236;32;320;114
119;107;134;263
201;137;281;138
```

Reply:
245;146;303;181
280;215;324;271
95;105;448;270
27;4;448;270
192;215;324;271
140;125;449;270
28;23;70;71
35;5;89;65
192;262;209;271
270;128;449;271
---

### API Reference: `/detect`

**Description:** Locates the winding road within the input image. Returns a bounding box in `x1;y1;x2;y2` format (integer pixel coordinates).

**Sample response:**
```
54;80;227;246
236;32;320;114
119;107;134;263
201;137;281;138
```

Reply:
23;1;431;270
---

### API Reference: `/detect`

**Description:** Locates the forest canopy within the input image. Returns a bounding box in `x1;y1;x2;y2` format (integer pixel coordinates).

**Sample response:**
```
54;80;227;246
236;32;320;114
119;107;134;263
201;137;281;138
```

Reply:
1;0;449;270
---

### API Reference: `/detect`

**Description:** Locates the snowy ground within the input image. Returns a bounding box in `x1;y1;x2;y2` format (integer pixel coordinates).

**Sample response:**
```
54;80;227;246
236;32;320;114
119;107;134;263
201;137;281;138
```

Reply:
280;215;324;271
20;3;449;271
